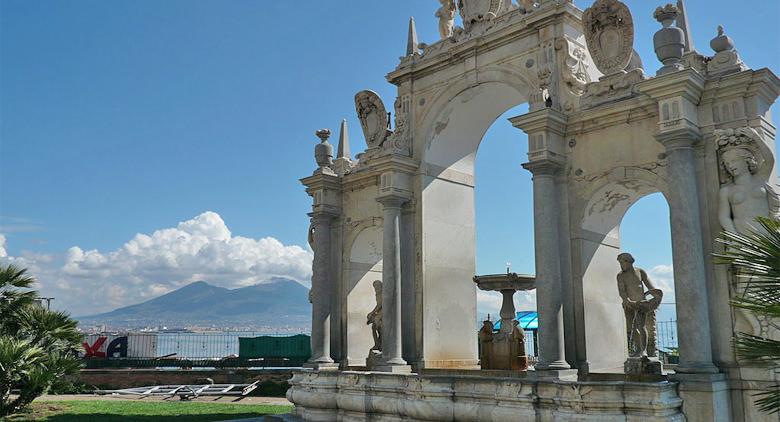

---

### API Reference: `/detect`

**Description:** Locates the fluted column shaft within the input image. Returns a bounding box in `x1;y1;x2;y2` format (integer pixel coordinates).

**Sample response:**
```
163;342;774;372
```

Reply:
308;213;335;364
379;197;406;366
659;133;718;373
527;162;570;370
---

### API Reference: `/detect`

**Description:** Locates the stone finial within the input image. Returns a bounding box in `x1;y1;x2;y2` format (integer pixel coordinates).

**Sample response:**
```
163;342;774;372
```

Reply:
314;129;333;169
336;119;350;160
710;25;735;53
653;4;685;75
676;0;694;52
707;25;747;76
406;17;419;56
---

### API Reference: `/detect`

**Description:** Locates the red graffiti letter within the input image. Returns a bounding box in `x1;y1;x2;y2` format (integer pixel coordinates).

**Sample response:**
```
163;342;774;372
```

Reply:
83;336;107;358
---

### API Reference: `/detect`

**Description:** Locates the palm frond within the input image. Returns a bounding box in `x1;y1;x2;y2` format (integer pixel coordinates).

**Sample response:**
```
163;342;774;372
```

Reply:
754;387;780;415
734;333;780;365
717;217;780;415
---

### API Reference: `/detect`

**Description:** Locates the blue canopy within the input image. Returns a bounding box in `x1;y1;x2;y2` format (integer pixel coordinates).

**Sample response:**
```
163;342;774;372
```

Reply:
492;311;538;331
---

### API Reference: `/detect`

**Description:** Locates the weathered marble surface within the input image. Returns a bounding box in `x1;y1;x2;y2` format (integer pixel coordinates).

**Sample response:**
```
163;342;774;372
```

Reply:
287;370;685;421
299;0;780;420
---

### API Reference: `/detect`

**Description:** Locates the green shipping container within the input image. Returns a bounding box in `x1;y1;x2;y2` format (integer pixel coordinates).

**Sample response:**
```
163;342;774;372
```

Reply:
238;334;311;361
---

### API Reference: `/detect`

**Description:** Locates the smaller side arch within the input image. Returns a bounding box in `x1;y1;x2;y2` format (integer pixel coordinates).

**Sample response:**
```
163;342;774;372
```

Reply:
571;167;670;372
343;223;383;367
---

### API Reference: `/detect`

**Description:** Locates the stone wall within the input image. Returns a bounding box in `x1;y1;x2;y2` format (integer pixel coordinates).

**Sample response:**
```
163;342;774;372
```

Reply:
287;370;685;421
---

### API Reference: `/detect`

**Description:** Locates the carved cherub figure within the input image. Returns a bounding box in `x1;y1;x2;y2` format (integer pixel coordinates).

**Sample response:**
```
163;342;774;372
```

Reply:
435;0;457;39
366;280;383;351
478;320;494;368
616;253;663;358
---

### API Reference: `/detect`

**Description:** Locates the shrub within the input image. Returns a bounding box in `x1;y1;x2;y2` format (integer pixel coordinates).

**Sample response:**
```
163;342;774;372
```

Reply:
0;264;82;417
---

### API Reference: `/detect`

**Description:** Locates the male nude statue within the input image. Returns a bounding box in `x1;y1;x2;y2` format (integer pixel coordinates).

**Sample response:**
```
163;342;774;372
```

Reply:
616;253;663;357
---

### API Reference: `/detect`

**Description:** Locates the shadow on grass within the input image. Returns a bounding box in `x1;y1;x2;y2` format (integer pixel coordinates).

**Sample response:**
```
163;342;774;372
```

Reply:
44;413;280;421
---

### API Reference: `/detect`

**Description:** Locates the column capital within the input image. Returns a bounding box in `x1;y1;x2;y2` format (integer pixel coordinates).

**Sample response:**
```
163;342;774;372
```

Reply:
522;159;565;177
655;127;702;152
377;195;408;209
308;210;339;223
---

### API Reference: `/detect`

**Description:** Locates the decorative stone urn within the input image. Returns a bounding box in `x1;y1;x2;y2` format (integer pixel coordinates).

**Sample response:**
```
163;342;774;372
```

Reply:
314;129;333;169
652;4;685;76
710;25;734;53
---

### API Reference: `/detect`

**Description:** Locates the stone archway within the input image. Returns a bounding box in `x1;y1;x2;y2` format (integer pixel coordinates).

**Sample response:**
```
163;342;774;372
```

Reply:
574;167;670;371
416;72;533;367
344;225;382;367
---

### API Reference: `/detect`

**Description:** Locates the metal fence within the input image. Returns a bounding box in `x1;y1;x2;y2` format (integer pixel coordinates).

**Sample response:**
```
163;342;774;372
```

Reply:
656;320;678;354
80;332;309;369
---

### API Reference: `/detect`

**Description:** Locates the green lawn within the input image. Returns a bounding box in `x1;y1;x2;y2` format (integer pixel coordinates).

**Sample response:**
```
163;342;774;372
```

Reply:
5;400;292;421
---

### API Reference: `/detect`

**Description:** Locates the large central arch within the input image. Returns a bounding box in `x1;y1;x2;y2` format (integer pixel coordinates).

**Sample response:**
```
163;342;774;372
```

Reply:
416;73;532;367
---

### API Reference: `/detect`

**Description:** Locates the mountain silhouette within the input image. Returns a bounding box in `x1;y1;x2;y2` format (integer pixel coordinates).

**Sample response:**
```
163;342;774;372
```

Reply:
77;279;311;330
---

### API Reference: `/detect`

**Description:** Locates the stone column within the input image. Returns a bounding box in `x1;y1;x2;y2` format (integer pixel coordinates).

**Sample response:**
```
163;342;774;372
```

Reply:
305;212;339;370
657;129;718;374
523;161;570;371
376;196;411;372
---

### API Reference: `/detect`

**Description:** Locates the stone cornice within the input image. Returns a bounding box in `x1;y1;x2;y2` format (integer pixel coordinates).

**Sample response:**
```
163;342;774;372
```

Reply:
365;153;419;176
701;68;780;105
636;69;706;103
565;96;657;136
509;108;568;135
300;172;342;194
386;3;582;86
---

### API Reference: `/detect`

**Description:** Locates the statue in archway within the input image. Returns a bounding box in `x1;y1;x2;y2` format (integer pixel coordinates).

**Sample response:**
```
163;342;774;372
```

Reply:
616;253;663;358
366;280;383;351
716;127;780;235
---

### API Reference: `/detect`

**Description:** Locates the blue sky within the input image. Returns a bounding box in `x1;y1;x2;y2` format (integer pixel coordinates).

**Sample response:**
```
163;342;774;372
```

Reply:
1;0;778;317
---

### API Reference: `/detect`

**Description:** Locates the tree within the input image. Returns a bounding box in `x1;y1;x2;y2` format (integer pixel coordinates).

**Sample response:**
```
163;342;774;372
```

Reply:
716;216;780;414
0;264;82;417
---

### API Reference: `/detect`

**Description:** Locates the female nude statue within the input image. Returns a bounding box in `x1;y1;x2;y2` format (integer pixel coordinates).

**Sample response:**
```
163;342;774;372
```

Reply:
718;147;778;234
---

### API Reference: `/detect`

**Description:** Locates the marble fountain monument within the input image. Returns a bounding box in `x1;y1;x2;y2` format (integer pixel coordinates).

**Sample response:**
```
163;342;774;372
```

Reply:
287;0;780;420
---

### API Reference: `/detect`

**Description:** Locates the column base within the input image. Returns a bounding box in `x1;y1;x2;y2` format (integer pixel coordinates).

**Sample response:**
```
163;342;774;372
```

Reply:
528;368;579;381
668;373;730;422
373;364;413;374
303;362;340;371
535;359;571;371
676;361;720;374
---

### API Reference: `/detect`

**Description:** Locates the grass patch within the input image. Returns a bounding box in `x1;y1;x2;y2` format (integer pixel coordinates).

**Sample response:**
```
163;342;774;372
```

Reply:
5;400;292;421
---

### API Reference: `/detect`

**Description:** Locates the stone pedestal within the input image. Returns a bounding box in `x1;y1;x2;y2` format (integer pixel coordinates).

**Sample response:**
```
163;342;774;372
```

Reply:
624;356;663;375
668;373;731;422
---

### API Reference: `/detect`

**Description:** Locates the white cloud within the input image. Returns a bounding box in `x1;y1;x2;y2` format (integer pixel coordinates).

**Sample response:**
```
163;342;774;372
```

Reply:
477;289;536;318
647;264;676;322
0;212;313;316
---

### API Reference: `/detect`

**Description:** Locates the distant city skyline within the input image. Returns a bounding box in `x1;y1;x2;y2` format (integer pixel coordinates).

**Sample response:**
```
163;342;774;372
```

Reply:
2;0;778;318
